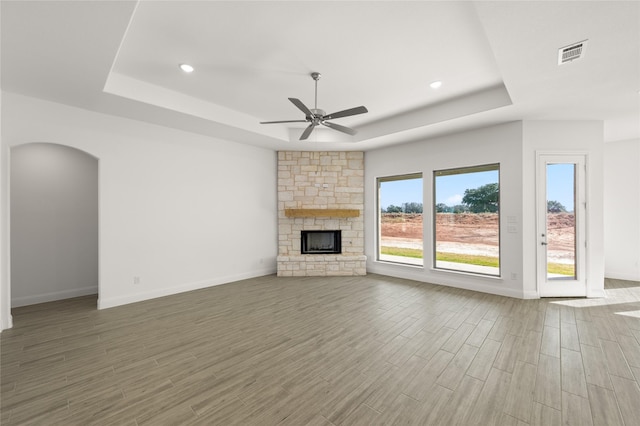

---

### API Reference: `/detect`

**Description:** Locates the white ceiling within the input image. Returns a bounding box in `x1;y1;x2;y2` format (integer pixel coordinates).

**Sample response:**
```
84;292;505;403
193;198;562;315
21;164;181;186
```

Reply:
2;1;639;151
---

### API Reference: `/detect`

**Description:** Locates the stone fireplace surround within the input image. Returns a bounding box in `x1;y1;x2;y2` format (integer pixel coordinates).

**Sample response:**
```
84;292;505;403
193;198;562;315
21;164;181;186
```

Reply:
277;151;366;276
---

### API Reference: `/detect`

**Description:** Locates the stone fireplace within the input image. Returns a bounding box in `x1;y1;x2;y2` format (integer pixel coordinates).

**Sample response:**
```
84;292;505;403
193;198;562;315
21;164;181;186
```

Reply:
277;151;366;276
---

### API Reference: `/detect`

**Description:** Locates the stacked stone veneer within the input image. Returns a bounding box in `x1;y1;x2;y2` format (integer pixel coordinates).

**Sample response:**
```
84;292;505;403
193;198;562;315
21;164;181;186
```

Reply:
277;151;366;276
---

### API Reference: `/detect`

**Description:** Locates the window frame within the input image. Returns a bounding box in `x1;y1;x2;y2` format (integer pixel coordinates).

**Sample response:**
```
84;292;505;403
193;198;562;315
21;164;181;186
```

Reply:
432;163;501;277
376;172;423;266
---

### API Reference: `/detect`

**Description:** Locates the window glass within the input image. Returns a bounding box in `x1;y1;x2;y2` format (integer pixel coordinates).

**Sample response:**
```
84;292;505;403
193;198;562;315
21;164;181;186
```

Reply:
434;164;500;276
378;174;423;266
546;163;576;279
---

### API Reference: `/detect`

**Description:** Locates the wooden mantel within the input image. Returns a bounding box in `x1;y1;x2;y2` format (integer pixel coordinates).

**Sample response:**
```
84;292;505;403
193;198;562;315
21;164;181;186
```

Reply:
285;208;360;218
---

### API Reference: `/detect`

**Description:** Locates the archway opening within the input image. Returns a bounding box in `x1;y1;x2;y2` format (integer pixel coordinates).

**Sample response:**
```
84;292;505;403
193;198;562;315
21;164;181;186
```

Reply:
10;143;99;309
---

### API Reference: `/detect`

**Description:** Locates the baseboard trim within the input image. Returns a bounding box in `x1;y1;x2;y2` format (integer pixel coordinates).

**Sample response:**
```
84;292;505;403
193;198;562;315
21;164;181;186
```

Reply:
367;262;529;299
587;288;607;298
98;267;276;310
605;272;640;282
12;286;98;308
522;290;539;299
0;314;13;331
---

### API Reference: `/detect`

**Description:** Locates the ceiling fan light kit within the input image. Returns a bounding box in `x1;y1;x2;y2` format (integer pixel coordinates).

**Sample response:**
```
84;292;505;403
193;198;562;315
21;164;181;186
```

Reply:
260;72;368;140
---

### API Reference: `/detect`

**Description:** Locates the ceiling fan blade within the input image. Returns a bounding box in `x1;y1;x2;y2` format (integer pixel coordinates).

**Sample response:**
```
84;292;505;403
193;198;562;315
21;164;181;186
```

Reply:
322;121;357;136
323;106;368;120
299;123;316;140
289;98;314;117
260;120;309;124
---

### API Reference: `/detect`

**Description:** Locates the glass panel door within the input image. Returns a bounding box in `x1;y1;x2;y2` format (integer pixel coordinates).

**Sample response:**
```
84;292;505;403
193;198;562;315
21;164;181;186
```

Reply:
537;154;586;297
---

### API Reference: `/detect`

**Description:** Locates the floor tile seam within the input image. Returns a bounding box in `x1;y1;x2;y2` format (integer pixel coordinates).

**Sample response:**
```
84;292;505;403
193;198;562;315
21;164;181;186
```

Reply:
608;372;640;385
603;379;636;426
362;402;383;415
585;380;622;394
398;391;420;403
1;378;73;408
577;339;601;349
189;395;245;418
559;386;591;400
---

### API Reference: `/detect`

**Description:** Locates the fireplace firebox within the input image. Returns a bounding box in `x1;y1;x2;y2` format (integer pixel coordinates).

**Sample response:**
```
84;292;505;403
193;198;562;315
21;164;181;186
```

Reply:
301;230;342;254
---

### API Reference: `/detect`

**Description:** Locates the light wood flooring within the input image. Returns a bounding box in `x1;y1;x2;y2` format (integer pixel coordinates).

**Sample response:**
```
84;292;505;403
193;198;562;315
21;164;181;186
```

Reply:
2;274;640;425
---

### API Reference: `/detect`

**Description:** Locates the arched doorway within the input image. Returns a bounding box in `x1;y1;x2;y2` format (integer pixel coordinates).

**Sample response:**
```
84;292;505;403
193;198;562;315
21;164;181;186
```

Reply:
10;143;99;308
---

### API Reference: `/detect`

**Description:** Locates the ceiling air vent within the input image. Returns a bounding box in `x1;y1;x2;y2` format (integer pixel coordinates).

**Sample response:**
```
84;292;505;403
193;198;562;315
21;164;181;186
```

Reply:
558;40;588;65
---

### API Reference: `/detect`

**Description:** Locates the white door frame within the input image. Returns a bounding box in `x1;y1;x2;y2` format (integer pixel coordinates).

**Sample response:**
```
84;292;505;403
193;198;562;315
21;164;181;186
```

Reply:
536;152;588;297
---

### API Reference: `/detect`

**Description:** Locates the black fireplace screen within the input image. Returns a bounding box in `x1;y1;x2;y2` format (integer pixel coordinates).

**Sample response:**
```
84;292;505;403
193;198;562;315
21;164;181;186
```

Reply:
301;230;342;254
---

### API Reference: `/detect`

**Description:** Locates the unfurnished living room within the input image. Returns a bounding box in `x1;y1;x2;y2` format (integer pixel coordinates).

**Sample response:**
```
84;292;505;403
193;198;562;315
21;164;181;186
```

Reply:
1;1;639;425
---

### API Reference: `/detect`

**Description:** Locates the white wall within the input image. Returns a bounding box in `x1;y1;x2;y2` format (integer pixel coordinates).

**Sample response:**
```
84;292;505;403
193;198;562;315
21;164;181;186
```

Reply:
365;122;526;298
522;121;605;297
1;92;277;324
366;120;606;299
11;143;99;306
604;139;640;281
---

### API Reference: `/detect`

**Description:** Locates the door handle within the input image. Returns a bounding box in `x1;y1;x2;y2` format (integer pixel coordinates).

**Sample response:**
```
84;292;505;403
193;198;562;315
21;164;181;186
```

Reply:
541;242;547;246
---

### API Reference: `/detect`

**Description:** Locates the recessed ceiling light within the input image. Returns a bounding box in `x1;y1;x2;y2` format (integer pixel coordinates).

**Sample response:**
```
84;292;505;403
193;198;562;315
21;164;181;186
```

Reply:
430;81;442;89
179;63;194;73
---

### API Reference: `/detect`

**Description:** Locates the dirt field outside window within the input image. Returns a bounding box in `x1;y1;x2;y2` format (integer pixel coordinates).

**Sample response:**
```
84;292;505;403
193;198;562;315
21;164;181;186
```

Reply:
380;213;575;266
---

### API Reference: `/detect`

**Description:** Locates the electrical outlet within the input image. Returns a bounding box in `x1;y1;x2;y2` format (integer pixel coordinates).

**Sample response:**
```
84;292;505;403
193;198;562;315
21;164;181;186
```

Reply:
133;276;141;285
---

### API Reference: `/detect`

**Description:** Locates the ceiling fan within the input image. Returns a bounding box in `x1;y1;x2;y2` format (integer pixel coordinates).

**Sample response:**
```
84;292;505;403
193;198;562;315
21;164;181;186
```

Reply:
260;72;368;140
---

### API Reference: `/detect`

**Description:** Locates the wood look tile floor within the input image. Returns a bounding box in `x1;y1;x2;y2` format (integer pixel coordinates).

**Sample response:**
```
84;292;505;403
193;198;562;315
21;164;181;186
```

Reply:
2;274;640;425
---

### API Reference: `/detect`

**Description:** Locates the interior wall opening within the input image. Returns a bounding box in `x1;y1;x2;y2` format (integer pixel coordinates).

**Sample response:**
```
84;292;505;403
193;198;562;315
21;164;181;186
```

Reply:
10;143;99;309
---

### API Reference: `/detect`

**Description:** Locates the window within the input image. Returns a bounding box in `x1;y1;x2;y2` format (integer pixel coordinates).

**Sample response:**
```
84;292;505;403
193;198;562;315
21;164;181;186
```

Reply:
377;173;423;266
434;164;500;276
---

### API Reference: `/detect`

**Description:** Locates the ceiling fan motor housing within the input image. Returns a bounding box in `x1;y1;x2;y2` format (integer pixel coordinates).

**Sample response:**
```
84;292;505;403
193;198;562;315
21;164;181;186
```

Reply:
260;71;367;140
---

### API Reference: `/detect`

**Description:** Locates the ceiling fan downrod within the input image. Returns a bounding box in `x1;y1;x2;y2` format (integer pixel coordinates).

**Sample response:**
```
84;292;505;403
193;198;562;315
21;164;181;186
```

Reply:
311;72;321;111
